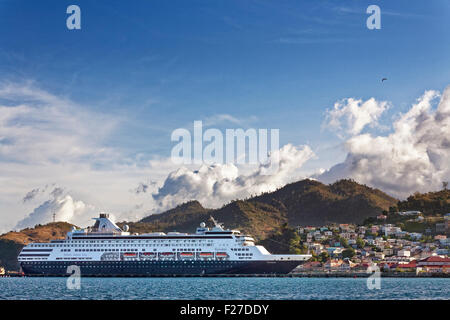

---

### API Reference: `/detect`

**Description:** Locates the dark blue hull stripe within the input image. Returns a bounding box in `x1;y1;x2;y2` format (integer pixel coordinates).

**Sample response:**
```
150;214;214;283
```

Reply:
20;260;301;276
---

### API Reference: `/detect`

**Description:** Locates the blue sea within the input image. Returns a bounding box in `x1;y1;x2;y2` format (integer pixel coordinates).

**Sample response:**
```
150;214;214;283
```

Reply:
0;277;449;300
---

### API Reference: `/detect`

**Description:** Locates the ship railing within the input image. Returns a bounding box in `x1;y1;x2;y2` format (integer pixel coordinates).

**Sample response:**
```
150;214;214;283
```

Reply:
73;230;121;236
87;227;122;233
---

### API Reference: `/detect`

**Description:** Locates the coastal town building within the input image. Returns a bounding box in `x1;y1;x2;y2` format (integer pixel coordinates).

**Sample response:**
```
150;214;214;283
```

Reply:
417;256;450;273
398;211;421;216
397;250;411;257
436;223;447;233
324;259;342;269
293;217;449;275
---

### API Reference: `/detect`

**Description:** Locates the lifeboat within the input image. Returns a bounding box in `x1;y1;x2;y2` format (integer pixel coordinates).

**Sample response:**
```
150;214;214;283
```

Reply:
160;252;175;256
199;252;213;257
123;252;137;257
216;252;228;257
180;252;194;257
141;252;156;256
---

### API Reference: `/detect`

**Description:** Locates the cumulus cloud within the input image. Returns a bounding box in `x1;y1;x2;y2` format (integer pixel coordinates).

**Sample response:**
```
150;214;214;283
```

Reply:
4;79;449;231
132;181;158;194
0;82;172;232
323;97;390;137
22;188;42;203
0;82;118;165
152;144;314;210
15;186;96;230
319;87;450;198
134;183;149;194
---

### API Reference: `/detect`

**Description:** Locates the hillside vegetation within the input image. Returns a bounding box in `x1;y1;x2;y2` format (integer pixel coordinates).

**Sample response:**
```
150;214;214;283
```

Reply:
0;222;74;271
397;190;450;215
126;179;397;241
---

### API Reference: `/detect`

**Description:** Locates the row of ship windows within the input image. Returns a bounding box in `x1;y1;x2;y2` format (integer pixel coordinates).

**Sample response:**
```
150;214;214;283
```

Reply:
63;247;245;252
55;257;92;260
25;261;237;265
36;265;227;269
70;248;217;252
64;248;247;253
31;243;217;248
30;240;218;247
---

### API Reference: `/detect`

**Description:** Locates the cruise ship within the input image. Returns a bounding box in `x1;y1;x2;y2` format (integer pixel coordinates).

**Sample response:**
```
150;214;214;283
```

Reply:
18;214;311;276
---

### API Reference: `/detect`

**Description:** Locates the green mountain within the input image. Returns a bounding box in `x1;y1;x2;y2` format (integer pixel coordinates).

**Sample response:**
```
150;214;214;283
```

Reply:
396;189;450;215
125;179;397;240
252;179;397;226
119;199;287;241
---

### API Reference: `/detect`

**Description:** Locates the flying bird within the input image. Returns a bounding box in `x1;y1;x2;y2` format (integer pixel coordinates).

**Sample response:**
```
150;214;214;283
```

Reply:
381;77;388;82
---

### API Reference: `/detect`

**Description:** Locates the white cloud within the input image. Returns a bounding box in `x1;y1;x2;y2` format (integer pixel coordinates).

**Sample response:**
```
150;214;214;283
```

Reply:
4;80;449;233
203;114;242;126
152;144;314;210
0;82;172;232
319;87;450;198
201;114;258;127
323;97;390;138
14;186;97;230
0;82;118;165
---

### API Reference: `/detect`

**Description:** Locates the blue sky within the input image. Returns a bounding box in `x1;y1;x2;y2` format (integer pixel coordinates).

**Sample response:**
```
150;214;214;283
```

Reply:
0;0;449;230
1;0;448;161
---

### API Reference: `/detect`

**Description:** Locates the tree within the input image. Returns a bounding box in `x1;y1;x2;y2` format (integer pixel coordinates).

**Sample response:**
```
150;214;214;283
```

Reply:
342;248;355;259
319;251;329;263
356;237;365;249
389;206;398;214
338;237;349;248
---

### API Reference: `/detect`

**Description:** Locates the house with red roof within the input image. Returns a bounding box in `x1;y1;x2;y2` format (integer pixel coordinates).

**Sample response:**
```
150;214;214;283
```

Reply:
396;260;417;271
417;256;450;273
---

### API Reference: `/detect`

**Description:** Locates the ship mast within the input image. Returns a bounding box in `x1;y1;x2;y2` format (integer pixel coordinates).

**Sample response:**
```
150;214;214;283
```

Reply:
209;216;223;229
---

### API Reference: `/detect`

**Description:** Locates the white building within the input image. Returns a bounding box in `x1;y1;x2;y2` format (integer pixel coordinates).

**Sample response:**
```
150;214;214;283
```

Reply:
397;249;411;257
410;233;423;240
398;211;421;216
382;225;402;236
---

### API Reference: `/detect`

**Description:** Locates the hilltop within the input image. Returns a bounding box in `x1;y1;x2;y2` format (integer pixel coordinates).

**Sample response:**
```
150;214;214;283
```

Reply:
252;179;397;226
125;179;397;241
0;222;75;271
119;199;287;241
396;189;450;215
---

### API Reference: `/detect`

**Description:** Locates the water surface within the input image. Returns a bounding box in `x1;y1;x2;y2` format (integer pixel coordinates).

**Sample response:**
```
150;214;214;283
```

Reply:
1;277;449;300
